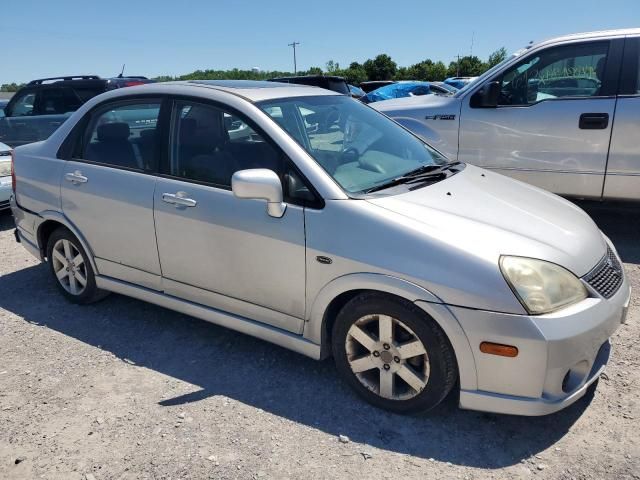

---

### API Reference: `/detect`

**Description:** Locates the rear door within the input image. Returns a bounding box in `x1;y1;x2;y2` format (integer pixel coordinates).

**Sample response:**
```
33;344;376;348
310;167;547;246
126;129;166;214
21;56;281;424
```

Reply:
60;97;164;289
602;36;640;200
459;39;623;199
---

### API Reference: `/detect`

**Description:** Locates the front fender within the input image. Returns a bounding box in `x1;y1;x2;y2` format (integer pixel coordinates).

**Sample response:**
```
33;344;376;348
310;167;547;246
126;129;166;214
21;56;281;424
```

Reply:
392;116;457;159
304;273;478;390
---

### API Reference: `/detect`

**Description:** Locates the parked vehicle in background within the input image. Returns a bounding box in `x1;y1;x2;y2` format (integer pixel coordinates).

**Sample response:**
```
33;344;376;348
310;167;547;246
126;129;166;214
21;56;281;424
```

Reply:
0;74;154;147
11;80;630;416
348;84;366;98
361;81;435;104
374;29;640;201
443;76;477;89
268;75;350;95
431;81;459;94
359;80;396;93
0;141;11;211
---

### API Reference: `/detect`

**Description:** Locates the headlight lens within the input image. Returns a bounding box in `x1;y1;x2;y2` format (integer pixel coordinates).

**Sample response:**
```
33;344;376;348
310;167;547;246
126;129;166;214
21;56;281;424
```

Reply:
500;256;588;314
0;159;10;177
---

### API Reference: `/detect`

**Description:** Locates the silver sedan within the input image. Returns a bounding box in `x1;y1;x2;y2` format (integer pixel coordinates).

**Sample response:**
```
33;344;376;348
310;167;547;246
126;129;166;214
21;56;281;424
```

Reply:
10;80;630;415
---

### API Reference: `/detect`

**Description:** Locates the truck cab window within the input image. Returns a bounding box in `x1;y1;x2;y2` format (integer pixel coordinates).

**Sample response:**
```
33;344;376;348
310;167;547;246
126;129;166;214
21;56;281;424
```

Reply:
498;42;609;106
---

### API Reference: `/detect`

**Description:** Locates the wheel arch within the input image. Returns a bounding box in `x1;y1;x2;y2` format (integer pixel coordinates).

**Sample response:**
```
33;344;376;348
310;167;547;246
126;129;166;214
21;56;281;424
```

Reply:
36;212;99;274
305;273;477;391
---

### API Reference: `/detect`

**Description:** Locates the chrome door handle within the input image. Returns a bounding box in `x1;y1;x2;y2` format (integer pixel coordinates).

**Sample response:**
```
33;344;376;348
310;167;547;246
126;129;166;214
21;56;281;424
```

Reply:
64;171;88;184
162;192;197;207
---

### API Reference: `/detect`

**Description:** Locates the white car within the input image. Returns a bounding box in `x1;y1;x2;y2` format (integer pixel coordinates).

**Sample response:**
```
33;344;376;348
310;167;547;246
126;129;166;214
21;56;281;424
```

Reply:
0;141;11;211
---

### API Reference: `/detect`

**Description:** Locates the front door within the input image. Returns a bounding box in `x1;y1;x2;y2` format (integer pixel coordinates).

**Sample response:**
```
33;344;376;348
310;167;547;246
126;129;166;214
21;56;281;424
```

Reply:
153;99;306;334
459;40;620;199
61;98;163;289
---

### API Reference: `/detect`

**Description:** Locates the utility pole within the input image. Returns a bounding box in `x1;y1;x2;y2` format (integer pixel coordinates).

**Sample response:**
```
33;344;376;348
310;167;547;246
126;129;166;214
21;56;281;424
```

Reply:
456;55;461;77
288;41;300;75
470;31;475;57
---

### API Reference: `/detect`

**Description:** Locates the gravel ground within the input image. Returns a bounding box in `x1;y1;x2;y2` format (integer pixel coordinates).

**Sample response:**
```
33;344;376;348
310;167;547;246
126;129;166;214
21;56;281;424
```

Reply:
0;202;638;480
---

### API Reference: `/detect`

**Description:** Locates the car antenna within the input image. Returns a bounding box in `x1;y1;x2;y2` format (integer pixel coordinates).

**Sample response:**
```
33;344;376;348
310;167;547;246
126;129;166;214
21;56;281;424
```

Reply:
118;64;125;78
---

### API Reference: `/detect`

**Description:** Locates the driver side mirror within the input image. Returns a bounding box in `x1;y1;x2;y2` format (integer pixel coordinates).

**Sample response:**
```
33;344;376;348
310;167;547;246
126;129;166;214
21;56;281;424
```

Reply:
232;169;287;218
470;81;501;108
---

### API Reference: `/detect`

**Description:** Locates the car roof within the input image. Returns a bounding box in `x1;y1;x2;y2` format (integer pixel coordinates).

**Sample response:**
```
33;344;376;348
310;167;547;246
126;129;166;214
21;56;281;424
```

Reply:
91;79;341;103
535;28;640;49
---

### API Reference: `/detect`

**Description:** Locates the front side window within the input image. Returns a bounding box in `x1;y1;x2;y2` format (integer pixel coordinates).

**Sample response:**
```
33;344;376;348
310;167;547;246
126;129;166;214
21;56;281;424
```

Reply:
39;88;82;115
81;101;161;170
258;95;448;194
498;42;609;106
168;101;282;188
9;91;36;116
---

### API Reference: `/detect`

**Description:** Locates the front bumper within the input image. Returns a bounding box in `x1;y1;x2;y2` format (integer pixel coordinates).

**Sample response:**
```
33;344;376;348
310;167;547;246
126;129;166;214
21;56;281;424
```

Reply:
447;274;630;416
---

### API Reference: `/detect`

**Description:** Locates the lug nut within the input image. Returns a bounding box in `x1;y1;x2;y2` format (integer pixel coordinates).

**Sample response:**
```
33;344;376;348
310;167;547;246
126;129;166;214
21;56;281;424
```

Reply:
394;356;400;363
383;364;390;370
383;344;390;350
373;351;380;357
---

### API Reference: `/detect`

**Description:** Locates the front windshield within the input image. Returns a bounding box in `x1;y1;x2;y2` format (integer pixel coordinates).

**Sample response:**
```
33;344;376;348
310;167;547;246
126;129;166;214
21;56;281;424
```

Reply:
258;95;448;194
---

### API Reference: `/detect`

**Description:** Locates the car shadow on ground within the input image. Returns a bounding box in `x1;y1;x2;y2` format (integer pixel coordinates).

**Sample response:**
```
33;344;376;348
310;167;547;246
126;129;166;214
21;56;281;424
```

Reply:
576;200;640;265
0;262;595;469
0;211;15;232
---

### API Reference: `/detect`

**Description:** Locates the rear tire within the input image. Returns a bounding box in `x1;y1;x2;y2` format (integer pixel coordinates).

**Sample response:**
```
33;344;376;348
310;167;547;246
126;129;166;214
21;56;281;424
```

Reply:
332;292;457;414
46;227;108;304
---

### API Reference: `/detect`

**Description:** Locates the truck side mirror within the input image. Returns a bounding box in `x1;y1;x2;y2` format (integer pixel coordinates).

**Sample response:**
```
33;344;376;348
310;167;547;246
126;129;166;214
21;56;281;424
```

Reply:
470;81;501;108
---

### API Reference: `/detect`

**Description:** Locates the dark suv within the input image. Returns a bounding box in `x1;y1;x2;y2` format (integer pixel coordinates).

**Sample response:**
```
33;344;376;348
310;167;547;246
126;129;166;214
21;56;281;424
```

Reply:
268;75;350;95
1;75;154;147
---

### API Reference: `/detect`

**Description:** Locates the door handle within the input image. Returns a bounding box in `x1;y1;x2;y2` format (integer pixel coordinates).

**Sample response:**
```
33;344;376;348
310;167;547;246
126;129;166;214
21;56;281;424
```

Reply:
579;113;609;130
64;171;88;184
162;192;197;207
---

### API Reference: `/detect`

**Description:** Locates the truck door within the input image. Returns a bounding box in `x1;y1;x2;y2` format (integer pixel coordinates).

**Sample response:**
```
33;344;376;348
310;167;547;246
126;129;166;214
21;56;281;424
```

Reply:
459;39;623;199
602;36;640;201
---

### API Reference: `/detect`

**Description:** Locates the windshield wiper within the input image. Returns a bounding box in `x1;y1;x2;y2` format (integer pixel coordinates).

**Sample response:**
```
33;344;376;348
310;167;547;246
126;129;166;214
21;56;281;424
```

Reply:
363;162;462;193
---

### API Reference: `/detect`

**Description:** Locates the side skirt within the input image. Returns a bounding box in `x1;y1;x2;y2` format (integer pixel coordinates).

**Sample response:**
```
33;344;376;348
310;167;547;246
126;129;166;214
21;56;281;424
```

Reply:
95;275;321;360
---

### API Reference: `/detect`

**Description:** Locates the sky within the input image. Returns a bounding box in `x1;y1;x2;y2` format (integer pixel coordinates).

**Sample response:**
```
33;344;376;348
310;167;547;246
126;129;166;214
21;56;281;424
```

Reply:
2;0;639;85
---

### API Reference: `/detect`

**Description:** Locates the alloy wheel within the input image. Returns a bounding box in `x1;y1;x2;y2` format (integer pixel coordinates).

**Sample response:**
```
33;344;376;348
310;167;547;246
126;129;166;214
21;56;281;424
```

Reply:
345;314;430;400
51;238;87;295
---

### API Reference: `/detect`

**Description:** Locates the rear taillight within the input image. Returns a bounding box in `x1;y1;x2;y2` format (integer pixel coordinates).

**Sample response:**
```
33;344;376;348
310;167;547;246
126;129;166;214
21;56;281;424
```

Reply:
10;150;16;193
124;80;145;87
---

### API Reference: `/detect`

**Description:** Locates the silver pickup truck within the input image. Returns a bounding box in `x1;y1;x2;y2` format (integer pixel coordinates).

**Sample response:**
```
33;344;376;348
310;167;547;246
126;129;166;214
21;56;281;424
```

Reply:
374;28;640;201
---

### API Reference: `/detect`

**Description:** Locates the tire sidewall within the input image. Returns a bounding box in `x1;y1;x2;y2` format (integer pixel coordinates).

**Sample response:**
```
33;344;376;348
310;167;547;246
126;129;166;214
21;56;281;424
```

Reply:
332;294;456;414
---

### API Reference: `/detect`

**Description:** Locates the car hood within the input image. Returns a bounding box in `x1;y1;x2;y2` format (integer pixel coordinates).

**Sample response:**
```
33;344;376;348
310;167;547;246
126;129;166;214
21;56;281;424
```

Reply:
371;92;460;112
366;164;606;277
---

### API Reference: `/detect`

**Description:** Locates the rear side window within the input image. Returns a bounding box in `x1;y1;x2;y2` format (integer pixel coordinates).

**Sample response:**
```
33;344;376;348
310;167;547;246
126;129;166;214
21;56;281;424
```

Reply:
80;101;161;170
38;87;82;114
73;86;106;103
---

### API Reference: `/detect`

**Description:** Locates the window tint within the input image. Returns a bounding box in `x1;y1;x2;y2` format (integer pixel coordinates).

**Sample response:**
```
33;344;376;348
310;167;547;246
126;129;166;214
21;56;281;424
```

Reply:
498;42;609;105
82;101;161;170
168;101;282;188
73;86;106;103
39;88;82;114
10;92;36;116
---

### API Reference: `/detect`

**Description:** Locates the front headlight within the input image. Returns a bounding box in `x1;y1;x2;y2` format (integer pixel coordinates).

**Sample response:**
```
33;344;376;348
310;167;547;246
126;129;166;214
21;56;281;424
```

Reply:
500;256;588;314
0;159;10;177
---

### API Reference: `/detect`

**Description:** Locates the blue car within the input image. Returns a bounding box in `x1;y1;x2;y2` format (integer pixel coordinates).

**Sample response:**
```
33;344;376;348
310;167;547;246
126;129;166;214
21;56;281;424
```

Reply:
443;76;477;90
361;81;435;104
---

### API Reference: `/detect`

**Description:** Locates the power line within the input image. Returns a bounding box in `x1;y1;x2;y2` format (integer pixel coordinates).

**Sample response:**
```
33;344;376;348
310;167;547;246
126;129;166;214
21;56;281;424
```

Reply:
288;41;300;75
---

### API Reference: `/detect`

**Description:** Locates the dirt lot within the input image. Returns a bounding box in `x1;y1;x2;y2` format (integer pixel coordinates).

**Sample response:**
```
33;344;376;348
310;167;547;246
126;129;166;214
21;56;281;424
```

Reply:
0;202;638;480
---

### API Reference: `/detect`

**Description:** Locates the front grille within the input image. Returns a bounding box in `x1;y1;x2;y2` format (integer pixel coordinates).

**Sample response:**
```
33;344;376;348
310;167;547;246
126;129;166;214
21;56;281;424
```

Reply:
0;199;9;211
583;246;624;299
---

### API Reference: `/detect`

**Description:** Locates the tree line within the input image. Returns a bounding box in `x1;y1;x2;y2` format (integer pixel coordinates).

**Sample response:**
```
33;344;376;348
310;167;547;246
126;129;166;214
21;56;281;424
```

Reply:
1;48;507;92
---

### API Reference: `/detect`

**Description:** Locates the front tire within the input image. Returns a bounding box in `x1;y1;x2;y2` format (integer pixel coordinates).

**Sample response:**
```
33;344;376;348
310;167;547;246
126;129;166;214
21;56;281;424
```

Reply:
332;292;457;414
46;227;107;304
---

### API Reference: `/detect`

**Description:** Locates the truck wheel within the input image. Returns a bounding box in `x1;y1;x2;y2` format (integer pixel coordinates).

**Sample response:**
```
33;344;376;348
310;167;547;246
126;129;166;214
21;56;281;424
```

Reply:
332;292;457;414
46;228;108;304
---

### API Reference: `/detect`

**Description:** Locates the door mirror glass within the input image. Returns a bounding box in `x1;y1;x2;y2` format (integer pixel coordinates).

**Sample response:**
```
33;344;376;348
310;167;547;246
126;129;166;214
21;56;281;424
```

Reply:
232;168;287;218
470;81;501;108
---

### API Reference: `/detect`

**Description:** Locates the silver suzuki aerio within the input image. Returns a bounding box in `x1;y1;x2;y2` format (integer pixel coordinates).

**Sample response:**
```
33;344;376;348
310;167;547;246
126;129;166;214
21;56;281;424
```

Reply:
10;80;630;415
